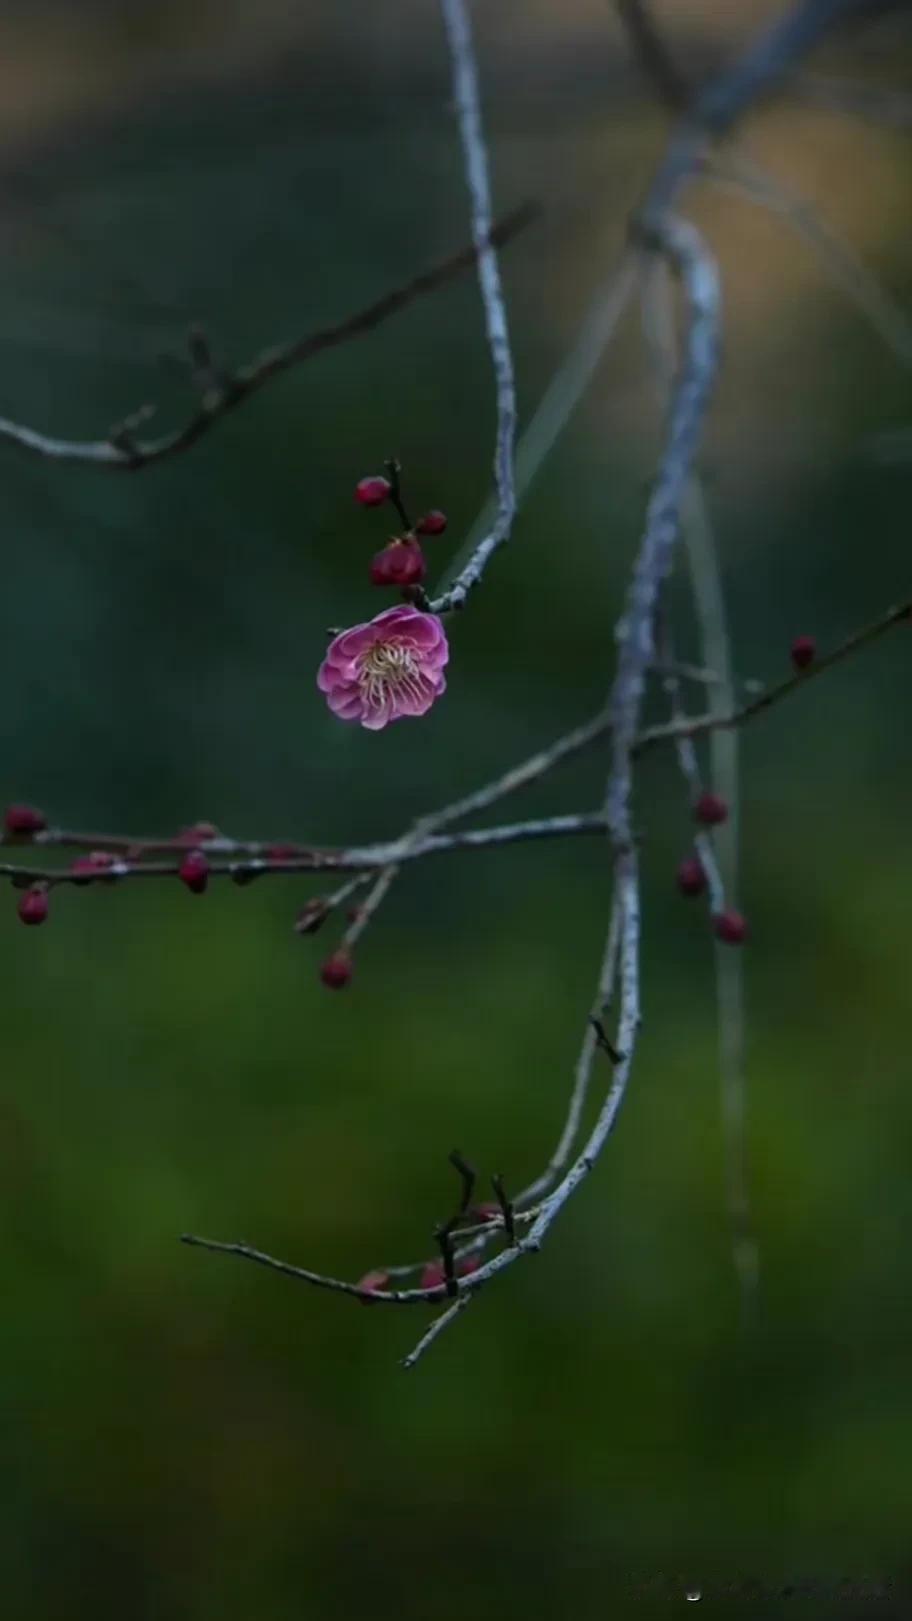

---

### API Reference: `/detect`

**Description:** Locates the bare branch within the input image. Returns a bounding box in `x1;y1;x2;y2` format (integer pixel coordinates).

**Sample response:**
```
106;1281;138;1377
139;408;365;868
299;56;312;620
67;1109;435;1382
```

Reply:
0;811;608;891
401;1297;474;1370
0;204;536;471
635;597;912;755
180;0;887;1368
429;0;518;614
641;253;758;1317
434;253;639;601
515;895;623;1208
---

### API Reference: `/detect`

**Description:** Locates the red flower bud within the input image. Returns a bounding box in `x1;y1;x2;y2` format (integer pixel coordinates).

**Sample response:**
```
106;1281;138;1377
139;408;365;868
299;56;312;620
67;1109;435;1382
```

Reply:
415;509;448;536
457;1254;482;1278
790;634;816;671
356;1268;390;1302
694;791;728;826
420;1260;446;1290
369;539;426;587
266;843;299;861
178;849;209;894
713;909;748;945
71;851;118;883
294;897;330;935
4;803;47;837
676;855;707;897
18;886;49;926
472;1202;502;1224
178;820;219;844
355;475;391;507
320;948;352;989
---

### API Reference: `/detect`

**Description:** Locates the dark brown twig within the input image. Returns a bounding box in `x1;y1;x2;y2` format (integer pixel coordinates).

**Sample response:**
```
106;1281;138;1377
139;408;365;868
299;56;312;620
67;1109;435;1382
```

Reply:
0;203;538;471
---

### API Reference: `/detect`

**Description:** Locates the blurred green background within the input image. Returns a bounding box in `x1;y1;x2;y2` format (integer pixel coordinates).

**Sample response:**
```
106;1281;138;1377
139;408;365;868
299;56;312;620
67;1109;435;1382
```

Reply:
0;2;911;1616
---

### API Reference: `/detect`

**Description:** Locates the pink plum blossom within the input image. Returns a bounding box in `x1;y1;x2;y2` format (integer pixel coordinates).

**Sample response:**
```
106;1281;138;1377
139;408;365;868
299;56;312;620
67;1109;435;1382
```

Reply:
317;605;448;731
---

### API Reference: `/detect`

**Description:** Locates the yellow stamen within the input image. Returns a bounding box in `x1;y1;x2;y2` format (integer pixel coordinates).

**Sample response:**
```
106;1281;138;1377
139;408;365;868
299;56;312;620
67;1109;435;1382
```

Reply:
358;640;422;711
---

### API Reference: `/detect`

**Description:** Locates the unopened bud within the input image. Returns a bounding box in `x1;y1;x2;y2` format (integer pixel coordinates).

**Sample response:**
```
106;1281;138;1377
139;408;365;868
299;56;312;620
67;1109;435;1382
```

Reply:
355;475;391;507
370;539;426;587
178;849;209;894
18;885;49;926
295;897;331;935
415;509;448;536
713;909;748;945
356;1268;390;1302
676;855;707;897
790;634;816;671
4;803;47;837
694;791;728;826
320;948;352;989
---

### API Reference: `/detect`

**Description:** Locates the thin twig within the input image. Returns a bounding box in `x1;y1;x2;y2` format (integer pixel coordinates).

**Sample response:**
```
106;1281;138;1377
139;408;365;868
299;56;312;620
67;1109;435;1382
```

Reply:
0;204;537;471
401;1296;474;1370
0;812;608;890
180;1234;452;1305
635;597;912;754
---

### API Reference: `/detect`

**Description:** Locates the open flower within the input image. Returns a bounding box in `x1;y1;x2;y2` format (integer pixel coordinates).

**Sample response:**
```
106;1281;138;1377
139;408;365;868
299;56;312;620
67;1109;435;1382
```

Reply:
317;605;448;731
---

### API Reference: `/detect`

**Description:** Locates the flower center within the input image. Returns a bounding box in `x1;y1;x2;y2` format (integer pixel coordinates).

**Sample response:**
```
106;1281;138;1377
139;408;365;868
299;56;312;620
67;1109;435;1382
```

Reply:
358;639;423;710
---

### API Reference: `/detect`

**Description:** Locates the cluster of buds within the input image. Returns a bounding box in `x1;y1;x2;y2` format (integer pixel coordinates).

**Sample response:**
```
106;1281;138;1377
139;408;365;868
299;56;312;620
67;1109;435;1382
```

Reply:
675;791;749;947
355;459;448;591
671;631;820;942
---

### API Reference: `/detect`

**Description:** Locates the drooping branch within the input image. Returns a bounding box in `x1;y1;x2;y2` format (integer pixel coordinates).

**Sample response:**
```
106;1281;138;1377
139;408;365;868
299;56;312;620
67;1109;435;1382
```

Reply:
172;0;902;1371
427;0;518;615
640;254;757;1318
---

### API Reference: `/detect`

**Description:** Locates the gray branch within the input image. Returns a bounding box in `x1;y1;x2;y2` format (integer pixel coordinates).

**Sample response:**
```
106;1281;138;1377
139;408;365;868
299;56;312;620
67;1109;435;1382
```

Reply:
429;0;518;614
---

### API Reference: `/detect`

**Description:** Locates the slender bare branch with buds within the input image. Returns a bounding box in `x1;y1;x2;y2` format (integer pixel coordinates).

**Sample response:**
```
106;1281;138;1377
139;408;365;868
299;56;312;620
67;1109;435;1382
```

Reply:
5;0;910;1368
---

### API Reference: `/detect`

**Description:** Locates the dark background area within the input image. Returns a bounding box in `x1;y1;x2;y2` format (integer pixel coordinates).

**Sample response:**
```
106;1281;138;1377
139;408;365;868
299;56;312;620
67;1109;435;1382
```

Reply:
0;2;910;1616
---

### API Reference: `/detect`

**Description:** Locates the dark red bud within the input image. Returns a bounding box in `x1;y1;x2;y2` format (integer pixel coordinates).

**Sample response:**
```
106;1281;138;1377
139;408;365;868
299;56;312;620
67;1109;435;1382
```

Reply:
266;843;299;861
294;897;331;935
4;803;47;837
355;475;391;507
415;509;448;536
71;851;118;883
713;909;748;945
790;635;816;671
472;1202;502;1224
18;886;49;926
369;539;426;587
356;1268;390;1302
178;821;219;844
457;1254;482;1278
694;791;728;826
676;855;707;897
320;948;352;989
420;1260;446;1290
178;849;209;894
